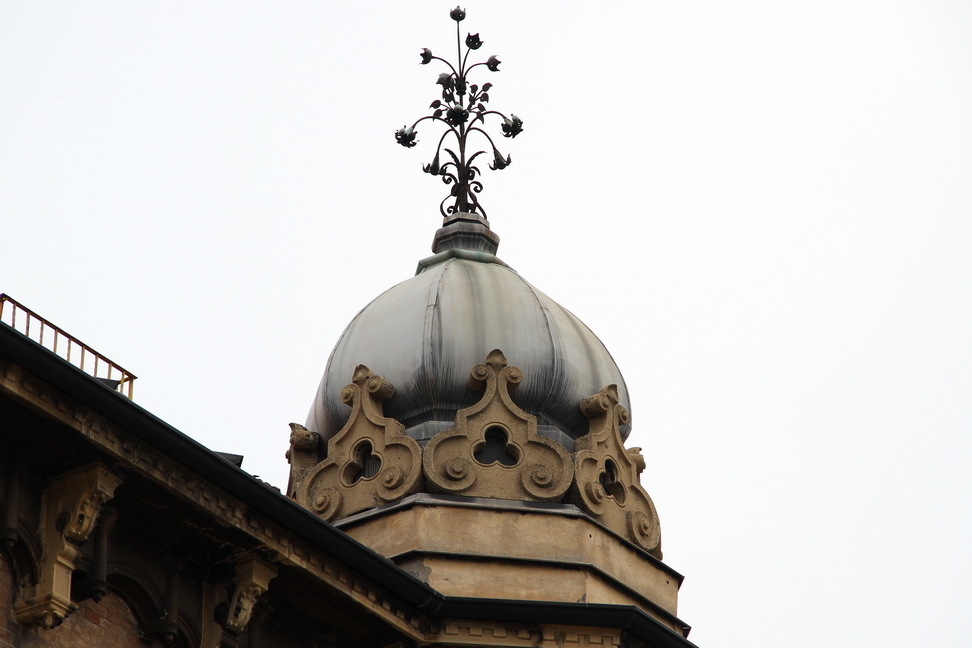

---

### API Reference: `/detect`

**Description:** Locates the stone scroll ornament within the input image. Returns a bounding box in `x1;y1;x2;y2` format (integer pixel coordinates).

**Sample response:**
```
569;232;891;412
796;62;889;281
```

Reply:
298;366;423;522
423;350;573;501
395;6;523;218
569;385;662;558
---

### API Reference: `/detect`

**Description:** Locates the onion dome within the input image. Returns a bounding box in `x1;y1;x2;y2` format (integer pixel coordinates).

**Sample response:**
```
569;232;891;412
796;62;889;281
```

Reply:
292;11;676;623
305;213;631;449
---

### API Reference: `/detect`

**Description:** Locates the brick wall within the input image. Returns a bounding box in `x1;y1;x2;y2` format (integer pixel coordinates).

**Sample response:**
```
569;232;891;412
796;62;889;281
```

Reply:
1;554;142;648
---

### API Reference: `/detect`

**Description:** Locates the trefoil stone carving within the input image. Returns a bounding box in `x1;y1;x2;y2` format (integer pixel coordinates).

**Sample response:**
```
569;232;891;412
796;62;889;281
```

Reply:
569;385;662;558
423;350;573;501
298;365;423;522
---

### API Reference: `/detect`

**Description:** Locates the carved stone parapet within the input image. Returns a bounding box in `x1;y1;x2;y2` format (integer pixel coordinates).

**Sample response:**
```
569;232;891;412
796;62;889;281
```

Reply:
569;385;662;558
423;350;573;501
298;366;423;521
13;463;123;629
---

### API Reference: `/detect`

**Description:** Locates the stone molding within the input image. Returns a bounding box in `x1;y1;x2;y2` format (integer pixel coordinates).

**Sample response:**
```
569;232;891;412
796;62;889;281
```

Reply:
297;365;423;521
423;350;574;501
430;622;622;648
336;495;684;622
569;385;662;558
12;462;122;629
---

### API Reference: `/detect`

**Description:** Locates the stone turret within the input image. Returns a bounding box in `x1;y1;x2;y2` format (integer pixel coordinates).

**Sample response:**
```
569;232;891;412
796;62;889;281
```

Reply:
286;8;692;639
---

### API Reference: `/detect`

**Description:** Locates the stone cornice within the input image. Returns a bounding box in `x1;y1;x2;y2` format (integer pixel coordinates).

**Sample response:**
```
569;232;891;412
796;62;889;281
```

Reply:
0;354;427;639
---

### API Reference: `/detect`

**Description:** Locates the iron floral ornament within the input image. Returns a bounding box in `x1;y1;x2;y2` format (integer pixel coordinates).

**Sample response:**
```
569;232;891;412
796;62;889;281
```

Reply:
395;7;523;217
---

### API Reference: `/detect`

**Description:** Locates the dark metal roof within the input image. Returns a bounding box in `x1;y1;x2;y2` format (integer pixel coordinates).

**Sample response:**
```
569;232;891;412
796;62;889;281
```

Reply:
307;256;632;445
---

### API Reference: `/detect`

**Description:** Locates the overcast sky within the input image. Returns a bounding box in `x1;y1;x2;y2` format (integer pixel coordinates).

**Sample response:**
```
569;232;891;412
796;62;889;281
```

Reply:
2;2;971;647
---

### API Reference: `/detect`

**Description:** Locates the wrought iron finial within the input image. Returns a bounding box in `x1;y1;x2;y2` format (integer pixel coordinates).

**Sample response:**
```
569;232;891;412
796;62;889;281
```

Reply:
395;7;523;218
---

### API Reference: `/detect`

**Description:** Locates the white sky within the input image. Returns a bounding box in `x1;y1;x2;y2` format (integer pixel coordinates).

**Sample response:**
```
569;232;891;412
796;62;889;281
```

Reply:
2;2;970;646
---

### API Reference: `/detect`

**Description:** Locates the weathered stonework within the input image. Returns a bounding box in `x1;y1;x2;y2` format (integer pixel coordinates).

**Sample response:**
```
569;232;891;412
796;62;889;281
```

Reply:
428;622;622;648
217;554;277;636
295;354;666;560
338;495;686;632
423;350;574;502
297;366;423;522
285;423;320;499
568;385;662;558
1;569;144;648
13;464;122;630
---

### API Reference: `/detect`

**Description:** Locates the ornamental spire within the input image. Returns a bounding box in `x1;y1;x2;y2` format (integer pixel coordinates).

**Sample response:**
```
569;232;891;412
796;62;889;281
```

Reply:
395;7;523;220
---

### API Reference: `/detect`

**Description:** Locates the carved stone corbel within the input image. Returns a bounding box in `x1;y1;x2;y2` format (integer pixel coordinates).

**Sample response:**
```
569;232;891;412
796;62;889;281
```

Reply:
13;463;123;629
423;350;574;501
216;555;278;637
298;365;422;522
568;385;662;558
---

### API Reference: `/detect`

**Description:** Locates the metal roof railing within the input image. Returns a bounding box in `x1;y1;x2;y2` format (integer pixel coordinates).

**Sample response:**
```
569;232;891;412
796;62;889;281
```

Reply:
0;293;136;399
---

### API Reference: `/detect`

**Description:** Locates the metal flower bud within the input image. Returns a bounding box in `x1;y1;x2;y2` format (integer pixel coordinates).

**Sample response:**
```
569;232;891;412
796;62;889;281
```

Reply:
436;73;454;90
395;126;418;148
489;148;511;170
449;6;466;21
501;114;523;138
420;48;433;64
445;105;470;126
486;55;501;72
423;153;441;175
465;33;483;50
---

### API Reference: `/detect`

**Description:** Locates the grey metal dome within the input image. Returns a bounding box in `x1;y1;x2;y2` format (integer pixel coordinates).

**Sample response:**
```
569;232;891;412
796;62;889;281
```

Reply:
306;230;631;449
